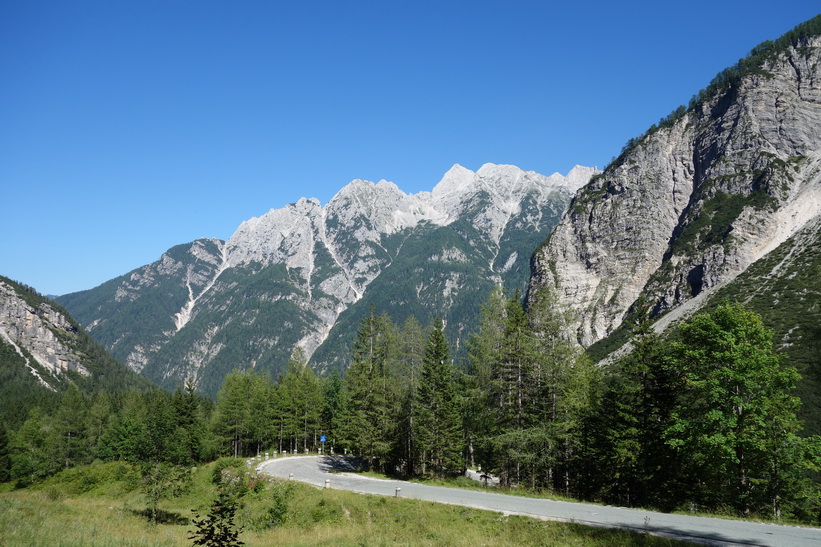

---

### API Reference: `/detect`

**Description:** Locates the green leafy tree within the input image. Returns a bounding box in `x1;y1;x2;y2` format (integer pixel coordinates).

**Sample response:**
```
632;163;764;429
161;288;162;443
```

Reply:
666;302;810;516
413;321;463;477
139;460;191;524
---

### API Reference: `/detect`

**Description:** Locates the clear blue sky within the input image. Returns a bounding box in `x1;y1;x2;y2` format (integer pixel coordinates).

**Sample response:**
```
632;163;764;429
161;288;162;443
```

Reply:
1;1;818;296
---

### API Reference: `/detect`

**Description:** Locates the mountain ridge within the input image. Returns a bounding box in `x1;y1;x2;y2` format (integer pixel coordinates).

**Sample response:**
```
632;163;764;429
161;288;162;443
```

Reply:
58;163;596;394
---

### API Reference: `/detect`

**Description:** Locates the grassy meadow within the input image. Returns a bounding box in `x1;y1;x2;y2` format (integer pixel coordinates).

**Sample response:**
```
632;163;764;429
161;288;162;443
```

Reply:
0;460;691;546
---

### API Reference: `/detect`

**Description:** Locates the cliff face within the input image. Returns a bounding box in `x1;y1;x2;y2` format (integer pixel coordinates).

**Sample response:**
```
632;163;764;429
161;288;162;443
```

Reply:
530;33;821;347
0;278;91;390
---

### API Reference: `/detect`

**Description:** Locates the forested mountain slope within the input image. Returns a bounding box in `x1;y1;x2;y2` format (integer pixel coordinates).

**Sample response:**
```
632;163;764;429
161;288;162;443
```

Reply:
58;164;595;395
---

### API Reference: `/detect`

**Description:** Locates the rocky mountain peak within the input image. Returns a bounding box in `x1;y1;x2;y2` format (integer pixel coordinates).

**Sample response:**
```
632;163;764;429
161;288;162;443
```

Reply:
58;161;594;393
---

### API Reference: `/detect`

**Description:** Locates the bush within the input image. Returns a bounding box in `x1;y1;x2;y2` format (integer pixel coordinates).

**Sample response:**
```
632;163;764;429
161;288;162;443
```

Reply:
211;457;246;485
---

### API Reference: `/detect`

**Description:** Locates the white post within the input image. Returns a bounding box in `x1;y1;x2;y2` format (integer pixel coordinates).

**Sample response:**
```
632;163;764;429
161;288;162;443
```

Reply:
395;487;401;498
325;479;330;489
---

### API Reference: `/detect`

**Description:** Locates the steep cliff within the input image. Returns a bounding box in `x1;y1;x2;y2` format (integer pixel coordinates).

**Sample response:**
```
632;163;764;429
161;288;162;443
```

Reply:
530;20;821;350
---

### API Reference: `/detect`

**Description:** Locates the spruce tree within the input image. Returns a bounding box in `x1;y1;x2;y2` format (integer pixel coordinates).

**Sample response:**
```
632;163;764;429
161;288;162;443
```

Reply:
342;306;395;470
463;287;506;470
413;320;463;477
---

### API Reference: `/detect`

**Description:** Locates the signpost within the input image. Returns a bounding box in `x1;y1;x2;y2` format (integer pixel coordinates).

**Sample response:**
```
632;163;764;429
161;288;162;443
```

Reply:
320;435;326;454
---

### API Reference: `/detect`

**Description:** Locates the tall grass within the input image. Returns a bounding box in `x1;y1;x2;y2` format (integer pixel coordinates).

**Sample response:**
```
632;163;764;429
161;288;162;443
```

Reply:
0;461;687;546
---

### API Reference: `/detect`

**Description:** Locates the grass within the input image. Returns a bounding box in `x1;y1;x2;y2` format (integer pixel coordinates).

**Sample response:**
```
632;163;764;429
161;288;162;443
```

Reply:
0;461;690;546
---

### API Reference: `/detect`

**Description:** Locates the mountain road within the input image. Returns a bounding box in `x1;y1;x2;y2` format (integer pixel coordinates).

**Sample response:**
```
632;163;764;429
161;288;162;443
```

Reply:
258;455;821;546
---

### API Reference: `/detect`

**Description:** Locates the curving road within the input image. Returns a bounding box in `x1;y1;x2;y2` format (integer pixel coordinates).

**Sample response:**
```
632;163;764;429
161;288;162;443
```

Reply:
258;455;821;547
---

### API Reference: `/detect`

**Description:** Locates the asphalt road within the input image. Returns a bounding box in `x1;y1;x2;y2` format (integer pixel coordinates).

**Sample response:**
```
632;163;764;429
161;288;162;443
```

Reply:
258;455;821;547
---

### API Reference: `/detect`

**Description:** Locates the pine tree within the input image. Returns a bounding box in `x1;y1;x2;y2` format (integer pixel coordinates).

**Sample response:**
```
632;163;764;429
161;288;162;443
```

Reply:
0;427;11;483
489;291;540;486
87;390;113;459
413;321;463;477
212;372;253;457
50;385;88;471
463;287;506;470
526;286;594;494
395;316;426;474
322;371;344;454
342;306;395;470
276;349;323;453
10;408;50;486
588;318;680;508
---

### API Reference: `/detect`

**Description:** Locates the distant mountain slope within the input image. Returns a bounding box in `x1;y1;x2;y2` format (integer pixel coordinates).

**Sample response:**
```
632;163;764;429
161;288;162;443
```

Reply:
0;276;154;427
59;164;595;395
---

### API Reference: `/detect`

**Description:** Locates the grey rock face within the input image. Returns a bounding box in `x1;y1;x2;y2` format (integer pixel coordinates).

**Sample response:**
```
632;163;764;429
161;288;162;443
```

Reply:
530;36;821;346
0;279;89;388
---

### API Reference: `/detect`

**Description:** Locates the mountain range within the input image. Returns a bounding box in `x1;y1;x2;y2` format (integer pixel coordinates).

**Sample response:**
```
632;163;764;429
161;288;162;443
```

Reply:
7;15;820;434
57;163;595;394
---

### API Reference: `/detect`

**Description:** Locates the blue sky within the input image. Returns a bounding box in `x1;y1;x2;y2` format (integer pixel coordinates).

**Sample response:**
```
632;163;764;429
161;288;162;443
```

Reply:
1;1;818;296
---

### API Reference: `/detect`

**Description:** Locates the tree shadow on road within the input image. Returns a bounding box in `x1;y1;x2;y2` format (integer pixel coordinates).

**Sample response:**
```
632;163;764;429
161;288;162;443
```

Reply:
317;455;366;474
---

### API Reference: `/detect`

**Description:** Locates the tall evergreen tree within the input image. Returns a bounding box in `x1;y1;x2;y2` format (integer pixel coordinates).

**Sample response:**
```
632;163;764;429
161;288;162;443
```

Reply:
212;372;253;457
413;320;463;477
462;287;507;470
0;427;11;483
321;371;344;453
587;317;680;508
11;408;52;486
50;385;89;471
395;316;426;474
276;349;323;453
488;291;540;486
527;286;595;494
341;306;395;470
